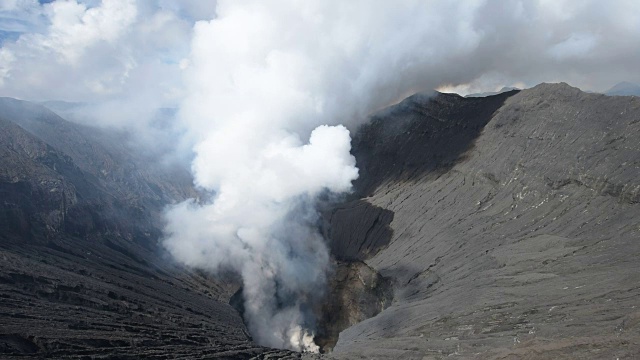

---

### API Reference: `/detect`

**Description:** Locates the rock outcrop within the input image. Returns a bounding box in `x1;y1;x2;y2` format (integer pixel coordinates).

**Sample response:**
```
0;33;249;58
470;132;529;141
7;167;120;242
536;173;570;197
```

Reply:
315;260;393;352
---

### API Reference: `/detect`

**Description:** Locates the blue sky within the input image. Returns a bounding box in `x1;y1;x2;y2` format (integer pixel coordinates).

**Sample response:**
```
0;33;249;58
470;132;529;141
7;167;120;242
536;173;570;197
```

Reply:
0;2;45;40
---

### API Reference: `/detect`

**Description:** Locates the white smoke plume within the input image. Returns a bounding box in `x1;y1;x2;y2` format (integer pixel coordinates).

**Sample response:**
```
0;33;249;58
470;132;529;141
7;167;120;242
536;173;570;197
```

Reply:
164;125;356;351
161;0;640;352
2;0;640;353
163;1;478;350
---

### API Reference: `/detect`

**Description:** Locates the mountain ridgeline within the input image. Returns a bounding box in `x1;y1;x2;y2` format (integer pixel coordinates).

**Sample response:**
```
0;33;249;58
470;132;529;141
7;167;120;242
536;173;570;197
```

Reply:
1;83;639;359
324;83;640;359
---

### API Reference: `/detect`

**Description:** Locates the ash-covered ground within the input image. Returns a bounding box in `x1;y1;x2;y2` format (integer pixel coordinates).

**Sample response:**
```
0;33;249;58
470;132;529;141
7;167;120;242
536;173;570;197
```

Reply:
1;83;640;359
320;83;640;359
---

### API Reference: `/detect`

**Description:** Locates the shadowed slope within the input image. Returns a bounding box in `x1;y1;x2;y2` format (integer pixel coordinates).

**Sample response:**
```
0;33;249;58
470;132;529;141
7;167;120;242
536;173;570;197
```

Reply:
0;101;298;359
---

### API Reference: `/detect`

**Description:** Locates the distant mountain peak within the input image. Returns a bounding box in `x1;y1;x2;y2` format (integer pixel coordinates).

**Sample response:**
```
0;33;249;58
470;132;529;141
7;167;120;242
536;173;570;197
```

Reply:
465;86;520;98
605;81;640;96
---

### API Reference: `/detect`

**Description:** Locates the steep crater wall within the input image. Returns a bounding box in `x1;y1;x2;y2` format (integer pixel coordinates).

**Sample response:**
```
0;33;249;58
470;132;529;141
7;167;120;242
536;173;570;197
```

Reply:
324;84;640;359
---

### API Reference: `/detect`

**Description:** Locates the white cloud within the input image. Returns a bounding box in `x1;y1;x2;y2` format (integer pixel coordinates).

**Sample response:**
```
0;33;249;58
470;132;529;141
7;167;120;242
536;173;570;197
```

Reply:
548;33;597;60
0;0;196;120
42;0;136;62
0;0;46;34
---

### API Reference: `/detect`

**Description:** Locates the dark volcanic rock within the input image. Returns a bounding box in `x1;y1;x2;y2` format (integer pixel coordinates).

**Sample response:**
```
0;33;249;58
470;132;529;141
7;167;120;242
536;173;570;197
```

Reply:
325;200;394;261
322;83;640;359
350;89;516;197
0;100;297;359
315;260;393;353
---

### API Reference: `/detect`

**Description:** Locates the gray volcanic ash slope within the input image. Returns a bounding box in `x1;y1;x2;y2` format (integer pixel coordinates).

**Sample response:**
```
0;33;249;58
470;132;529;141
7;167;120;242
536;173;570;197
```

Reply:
0;100;297;359
323;83;640;359
1;82;640;359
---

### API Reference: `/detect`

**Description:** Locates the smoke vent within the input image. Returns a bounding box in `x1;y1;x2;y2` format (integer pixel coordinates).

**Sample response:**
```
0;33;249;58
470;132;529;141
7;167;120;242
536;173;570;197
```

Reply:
315;260;394;352
229;259;393;353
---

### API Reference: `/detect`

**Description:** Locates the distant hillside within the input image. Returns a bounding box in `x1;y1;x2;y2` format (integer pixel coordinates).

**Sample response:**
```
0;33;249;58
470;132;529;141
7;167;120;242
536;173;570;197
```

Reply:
605;81;640;96
465;86;519;98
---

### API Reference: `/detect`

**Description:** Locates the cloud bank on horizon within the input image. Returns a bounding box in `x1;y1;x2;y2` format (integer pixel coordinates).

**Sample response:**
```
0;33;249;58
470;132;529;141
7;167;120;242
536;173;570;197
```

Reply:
0;0;639;108
2;0;639;352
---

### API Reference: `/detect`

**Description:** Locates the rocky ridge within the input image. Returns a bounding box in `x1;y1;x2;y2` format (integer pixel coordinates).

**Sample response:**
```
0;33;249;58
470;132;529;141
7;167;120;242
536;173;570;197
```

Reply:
320;83;640;359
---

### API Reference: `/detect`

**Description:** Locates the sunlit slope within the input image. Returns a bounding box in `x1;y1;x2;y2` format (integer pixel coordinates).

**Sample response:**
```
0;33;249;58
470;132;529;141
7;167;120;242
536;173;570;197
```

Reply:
327;83;640;359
